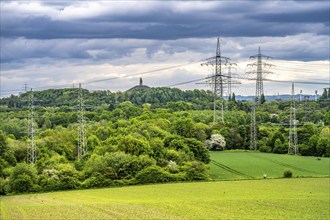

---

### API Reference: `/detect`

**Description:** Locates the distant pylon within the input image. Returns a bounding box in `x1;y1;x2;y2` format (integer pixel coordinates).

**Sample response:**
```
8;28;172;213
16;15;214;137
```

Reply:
27;89;36;163
288;83;298;155
224;62;240;110
24;83;28;93
227;65;232;102
77;83;87;159
250;103;257;150
247;47;274;106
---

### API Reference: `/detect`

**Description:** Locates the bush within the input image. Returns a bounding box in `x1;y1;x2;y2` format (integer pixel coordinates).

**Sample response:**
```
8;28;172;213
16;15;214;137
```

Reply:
55;164;80;190
184;138;210;164
299;144;313;156
0;178;10;195
135;165;175;184
9;163;38;193
38;169;60;191
283;170;293;178
259;146;272;153
185;161;209;181
11;173;34;193
117;135;151;156
82;173;110;188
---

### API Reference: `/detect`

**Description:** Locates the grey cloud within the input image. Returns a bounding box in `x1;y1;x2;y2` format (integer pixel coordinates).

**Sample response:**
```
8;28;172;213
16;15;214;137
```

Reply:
1;1;329;41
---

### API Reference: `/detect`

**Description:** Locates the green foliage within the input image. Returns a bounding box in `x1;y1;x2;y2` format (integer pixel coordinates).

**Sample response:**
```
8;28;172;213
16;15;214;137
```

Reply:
149;138;166;160
7;138;28;163
84;152;156;183
9;163;38;193
0;118;28;139
259;145;272;153
38;169;61;191
166;101;193;111
135;165;180;184
185;161;209;181
117;135;151;156
283;170;293;178
0;178;10;195
172;118;194;138
298;122;318;145
317;138;330;157
55;163;80;190
0;130;9;155
184;138;210;164
269;131;285;150
260;93;266;104
82;173;110;188
273;138;287;154
1;87;329;195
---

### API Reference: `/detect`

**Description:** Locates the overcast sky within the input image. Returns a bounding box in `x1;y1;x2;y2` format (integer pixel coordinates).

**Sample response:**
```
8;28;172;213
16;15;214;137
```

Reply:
1;0;329;97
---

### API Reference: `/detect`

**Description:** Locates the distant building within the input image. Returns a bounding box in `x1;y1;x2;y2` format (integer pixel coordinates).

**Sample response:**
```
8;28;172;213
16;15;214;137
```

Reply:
127;78;150;92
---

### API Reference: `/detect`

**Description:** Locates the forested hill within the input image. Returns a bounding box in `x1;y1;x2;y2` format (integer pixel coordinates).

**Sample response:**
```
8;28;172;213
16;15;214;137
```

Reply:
0;87;215;110
0;86;329;195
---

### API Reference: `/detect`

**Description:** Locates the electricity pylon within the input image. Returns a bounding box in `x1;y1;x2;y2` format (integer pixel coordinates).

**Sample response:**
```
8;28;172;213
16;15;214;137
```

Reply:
201;37;229;123
77;83;87;159
250;102;257;150
288;83;298;155
211;38;230;99
246;47;274;106
224;62;240;110
27;89;37;163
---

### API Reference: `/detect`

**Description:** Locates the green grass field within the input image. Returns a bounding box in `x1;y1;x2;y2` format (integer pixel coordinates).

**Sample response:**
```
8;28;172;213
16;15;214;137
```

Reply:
1;178;329;219
1;152;329;219
209;151;330;180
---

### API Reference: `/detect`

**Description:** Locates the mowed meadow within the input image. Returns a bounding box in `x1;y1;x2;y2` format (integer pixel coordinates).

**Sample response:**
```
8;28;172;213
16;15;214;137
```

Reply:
1;151;329;219
209;151;330;180
1;178;329;219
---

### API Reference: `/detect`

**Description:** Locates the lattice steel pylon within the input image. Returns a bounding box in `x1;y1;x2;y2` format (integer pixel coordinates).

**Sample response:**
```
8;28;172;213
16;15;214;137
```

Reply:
247;47;274;106
250;103;257;150
224;62;240;110
201;38;229;123
213;38;229;98
227;65;233;101
288;83;298;155
27;89;36;163
77;83;87;159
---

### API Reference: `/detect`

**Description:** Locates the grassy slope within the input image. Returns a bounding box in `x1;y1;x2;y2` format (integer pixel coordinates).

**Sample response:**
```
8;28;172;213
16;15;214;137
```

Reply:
1;178;329;219
209;151;330;180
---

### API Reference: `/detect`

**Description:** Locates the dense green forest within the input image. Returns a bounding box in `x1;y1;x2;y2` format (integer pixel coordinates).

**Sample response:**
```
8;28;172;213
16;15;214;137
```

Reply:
0;87;329;195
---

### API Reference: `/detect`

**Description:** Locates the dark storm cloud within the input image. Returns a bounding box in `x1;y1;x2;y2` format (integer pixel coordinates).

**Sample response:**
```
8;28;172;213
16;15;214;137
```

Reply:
1;1;329;40
0;0;329;79
249;8;330;23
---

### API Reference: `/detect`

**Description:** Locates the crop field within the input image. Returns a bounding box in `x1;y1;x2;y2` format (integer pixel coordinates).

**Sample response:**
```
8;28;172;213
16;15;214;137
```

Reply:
209;151;330;180
1;178;329;219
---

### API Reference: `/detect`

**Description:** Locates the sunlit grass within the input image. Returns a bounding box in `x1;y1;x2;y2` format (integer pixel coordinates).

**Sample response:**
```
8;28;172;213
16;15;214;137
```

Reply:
209;151;330;180
1;178;329;219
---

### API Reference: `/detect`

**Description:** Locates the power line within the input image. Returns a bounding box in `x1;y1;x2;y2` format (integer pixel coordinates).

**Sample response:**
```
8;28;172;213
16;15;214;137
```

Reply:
0;60;205;96
1;57;328;98
85;61;204;84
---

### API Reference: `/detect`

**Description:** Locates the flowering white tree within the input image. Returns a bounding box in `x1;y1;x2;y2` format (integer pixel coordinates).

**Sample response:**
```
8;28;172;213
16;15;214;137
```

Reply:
205;134;226;150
